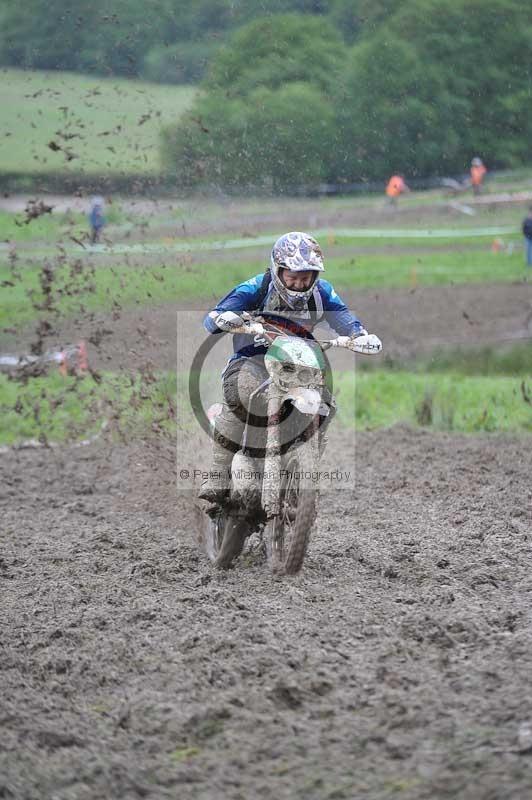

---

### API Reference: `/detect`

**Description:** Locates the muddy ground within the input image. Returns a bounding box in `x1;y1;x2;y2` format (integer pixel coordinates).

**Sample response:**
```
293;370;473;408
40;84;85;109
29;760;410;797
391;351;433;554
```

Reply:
2;193;532;799
3;281;532;373
2;188;531;367
1;424;532;800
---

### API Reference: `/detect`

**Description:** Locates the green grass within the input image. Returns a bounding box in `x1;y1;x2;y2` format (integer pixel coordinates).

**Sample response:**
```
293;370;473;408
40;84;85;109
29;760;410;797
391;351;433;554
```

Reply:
0;258;202;328
0;210;68;242
2;246;530;330
1;211;521;249
333;233;521;248
0;205;126;242
0;210;91;242
1;369;530;446
378;343;532;376
0;68;195;176
102;229;521;251
336;371;532;433
0;370;176;445
327;250;528;290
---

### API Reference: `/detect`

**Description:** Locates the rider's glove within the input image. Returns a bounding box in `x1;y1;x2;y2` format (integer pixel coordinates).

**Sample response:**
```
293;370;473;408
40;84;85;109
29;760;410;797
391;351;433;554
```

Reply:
214;310;243;332
332;332;382;353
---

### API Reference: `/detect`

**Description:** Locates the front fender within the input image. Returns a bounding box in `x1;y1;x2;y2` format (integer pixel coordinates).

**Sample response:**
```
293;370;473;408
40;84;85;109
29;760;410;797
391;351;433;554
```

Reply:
285;387;325;416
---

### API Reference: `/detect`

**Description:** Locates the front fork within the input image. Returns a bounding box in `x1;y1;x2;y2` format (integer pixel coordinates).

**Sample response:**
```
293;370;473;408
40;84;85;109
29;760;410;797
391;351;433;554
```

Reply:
262;392;282;518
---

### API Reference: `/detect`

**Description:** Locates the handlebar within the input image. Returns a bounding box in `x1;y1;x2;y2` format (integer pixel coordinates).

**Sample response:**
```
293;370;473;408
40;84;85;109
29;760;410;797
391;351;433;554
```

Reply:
231;321;268;337
229;318;382;355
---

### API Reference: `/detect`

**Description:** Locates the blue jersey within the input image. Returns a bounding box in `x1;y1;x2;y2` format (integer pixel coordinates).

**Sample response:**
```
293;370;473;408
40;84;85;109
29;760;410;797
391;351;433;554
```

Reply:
203;273;364;361
89;207;105;229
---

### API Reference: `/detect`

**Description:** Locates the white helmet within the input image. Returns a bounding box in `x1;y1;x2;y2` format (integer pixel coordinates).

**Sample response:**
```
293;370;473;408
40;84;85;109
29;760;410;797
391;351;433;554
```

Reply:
471;157;482;166
270;232;324;310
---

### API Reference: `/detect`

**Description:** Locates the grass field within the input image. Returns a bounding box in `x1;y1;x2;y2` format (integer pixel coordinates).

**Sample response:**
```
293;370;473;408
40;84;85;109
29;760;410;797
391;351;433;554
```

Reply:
0;69;195;176
1;246;529;330
336;371;532;433
0;371;176;445
0;210;521;246
1;368;530;446
0;221;521;249
381;343;532;376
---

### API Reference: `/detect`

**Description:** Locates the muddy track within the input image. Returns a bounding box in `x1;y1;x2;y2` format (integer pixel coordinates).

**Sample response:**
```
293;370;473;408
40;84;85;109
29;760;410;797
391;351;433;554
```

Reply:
1;425;531;799
4;281;529;372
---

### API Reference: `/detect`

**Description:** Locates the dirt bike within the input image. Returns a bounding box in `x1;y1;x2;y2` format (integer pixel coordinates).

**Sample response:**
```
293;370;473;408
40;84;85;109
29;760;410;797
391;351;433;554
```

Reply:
197;313;382;575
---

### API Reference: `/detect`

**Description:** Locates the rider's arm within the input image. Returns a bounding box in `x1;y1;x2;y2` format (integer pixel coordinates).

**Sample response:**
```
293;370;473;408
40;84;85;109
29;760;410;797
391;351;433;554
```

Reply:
203;274;264;334
319;280;366;337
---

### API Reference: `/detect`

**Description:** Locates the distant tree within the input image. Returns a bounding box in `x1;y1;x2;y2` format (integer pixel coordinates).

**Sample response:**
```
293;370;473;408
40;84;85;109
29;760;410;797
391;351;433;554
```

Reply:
81;0;177;76
7;0;530;186
328;0;401;43
335;34;467;179
0;0;100;72
0;0;344;79
335;0;532;179
142;41;222;85
162;82;336;190
162;14;343;189
204;13;345;97
163;0;532;188
0;0;179;75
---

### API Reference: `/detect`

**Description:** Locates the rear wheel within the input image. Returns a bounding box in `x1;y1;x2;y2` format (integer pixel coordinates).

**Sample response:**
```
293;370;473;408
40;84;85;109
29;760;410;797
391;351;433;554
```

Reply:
266;441;318;575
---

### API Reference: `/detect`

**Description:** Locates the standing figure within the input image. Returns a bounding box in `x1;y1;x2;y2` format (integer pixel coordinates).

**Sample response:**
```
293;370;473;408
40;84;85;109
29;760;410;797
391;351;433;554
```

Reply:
88;196;105;244
470;158;487;196
385;174;410;206
522;207;532;267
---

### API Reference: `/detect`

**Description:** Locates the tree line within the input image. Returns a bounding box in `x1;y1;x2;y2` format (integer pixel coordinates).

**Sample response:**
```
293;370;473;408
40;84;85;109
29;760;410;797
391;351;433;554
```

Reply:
161;0;532;188
0;0;398;83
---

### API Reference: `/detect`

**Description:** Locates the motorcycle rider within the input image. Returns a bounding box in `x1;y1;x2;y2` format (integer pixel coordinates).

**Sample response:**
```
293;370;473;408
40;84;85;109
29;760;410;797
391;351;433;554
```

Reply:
199;231;373;504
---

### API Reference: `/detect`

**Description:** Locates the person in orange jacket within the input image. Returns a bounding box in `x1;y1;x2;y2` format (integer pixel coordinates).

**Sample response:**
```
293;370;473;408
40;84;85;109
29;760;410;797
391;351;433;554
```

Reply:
385;174;410;206
470;157;487;195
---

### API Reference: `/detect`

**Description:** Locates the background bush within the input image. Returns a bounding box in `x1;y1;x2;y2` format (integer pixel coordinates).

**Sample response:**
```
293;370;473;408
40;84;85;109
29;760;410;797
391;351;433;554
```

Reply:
142;41;221;84
162;0;532;188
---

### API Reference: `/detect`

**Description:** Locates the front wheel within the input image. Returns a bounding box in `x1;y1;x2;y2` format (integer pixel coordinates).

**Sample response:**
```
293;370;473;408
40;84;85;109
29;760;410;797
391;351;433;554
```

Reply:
266;441;318;575
196;505;251;569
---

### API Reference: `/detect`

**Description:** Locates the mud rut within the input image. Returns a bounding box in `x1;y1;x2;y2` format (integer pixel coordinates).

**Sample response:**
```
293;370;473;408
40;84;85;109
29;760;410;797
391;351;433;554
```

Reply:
2;423;532;800
2;195;532;797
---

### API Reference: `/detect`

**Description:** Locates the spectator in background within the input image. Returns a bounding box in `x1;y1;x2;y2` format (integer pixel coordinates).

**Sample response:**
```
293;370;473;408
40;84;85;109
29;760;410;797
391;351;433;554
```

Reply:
385;174;410;206
522;207;532;267
470;157;487;195
88;196;105;244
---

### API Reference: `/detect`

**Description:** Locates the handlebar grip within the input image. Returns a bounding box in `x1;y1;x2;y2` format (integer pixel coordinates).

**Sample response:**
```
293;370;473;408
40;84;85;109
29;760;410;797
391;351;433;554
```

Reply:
230;322;265;336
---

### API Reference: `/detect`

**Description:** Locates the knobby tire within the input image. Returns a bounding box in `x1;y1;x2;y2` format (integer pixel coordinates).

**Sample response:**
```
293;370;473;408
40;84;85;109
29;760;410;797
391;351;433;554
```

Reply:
267;441;317;575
